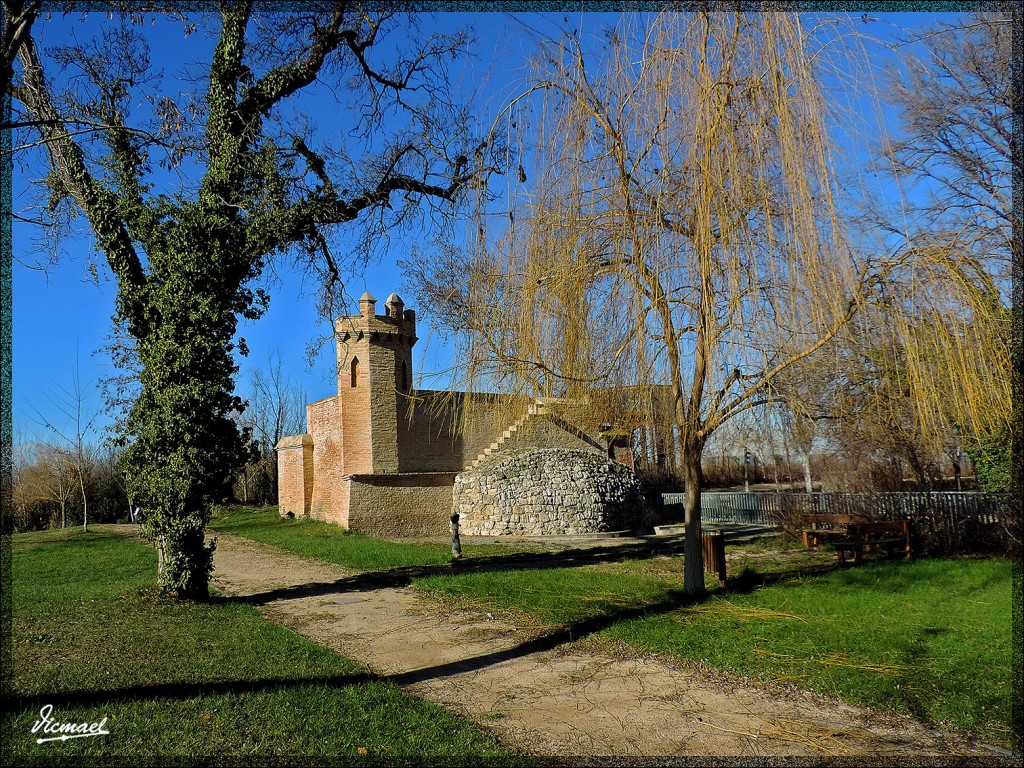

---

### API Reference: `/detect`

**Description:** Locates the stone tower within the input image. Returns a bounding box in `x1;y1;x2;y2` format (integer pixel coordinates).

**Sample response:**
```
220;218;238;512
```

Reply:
334;291;417;475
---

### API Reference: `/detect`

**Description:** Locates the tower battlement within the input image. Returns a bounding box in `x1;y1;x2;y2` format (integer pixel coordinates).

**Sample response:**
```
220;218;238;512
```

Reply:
334;291;418;343
331;291;417;477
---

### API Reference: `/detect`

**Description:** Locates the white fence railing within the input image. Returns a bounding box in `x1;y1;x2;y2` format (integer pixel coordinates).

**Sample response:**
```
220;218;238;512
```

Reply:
661;491;1012;528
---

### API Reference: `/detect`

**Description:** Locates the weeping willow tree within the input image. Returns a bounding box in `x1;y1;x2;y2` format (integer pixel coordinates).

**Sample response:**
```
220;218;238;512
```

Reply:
832;249;1014;491
407;12;909;595
875;11;1015;491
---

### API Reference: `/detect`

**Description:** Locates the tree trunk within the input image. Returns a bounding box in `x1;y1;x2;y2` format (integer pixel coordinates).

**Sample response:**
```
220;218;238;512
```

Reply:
155;525;214;599
79;470;88;532
802;452;813;494
638;425;650;470
904;446;928;490
156;535;167;583
681;442;705;596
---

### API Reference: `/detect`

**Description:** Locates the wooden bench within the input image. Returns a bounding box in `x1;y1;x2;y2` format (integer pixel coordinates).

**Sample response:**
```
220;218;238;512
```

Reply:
802;514;874;548
834;520;911;565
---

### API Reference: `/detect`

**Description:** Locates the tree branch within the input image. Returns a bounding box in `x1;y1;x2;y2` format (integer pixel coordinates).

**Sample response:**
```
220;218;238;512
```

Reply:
14;35;149;324
238;5;346;123
1;0;40;91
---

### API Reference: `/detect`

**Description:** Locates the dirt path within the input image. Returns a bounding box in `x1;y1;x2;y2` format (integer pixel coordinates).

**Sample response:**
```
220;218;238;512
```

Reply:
112;526;1007;760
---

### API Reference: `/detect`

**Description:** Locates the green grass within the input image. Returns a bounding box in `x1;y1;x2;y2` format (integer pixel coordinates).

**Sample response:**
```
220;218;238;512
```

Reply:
606;558;1015;745
4;527;525;764
208;506;452;569
416;556;692;627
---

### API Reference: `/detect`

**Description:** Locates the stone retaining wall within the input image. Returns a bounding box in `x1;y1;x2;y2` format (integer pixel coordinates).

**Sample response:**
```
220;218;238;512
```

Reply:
348;473;456;537
453;448;650;536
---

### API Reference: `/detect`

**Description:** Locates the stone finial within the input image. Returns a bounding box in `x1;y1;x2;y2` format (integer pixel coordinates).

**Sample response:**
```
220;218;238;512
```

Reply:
384;292;404;320
358;291;376;318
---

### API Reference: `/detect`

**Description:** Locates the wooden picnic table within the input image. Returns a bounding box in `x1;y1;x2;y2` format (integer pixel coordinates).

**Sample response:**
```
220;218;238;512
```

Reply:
834;520;912;565
802;513;874;548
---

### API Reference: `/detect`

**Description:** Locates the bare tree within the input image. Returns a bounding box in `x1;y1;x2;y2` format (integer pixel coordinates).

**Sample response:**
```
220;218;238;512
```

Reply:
768;354;848;493
235;351;306;504
886;11;1013;271
10;428;37;530
409;13;902;594
28;362;101;530
31;442;78;529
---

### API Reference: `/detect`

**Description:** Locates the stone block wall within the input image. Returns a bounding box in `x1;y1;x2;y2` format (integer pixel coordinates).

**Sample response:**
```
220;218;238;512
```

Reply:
507;416;604;455
347;473;457;537
453;448;650;536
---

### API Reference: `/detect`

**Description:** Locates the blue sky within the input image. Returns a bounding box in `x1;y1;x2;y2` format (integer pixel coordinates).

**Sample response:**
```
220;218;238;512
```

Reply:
8;10;964;446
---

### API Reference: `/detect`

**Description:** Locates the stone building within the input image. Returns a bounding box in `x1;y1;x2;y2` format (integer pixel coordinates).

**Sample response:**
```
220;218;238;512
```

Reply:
276;291;638;537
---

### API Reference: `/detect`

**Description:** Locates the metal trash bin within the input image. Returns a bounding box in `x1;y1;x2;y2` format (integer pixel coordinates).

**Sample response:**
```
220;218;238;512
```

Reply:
702;529;726;586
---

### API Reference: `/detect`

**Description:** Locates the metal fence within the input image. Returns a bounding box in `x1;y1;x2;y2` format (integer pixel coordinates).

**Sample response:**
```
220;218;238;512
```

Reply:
662;491;1011;528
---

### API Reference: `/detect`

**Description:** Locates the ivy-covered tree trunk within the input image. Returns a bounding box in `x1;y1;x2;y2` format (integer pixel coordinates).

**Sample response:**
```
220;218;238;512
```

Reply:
124;265;251;597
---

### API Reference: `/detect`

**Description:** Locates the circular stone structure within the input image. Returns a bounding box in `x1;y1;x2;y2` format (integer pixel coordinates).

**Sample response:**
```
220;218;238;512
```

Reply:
452;448;650;536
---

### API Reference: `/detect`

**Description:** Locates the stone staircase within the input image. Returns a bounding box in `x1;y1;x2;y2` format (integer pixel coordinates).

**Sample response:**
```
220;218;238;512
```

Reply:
466;402;544;471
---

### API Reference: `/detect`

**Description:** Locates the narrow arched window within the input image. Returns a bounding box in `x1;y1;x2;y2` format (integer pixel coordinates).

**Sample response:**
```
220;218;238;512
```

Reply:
400;360;409;392
350;357;359;388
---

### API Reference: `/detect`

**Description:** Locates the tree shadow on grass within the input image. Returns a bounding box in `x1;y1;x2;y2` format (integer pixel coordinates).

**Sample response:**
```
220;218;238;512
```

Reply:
214;555;855;691
226;535;846;609
377;556;854;690
5;672;376;714
9;589;711;715
224;536;689;606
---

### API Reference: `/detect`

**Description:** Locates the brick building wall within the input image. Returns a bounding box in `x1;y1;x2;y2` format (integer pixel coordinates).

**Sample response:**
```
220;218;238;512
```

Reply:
276;435;313;516
306;395;345;524
367;332;400;472
397;391;527;473
337;332;372;477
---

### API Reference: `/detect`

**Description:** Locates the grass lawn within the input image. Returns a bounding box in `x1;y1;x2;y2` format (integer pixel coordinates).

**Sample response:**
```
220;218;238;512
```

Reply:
602;558;1015;745
213;507;1016;748
209;506;453;569
4;527;525;765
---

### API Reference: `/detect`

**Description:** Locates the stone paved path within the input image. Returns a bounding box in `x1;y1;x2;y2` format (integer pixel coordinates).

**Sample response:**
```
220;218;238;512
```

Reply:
187;529;1010;762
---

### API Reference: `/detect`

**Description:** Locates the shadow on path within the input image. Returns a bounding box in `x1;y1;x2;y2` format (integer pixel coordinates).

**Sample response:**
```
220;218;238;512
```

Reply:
225;537;684;605
225;534;839;609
